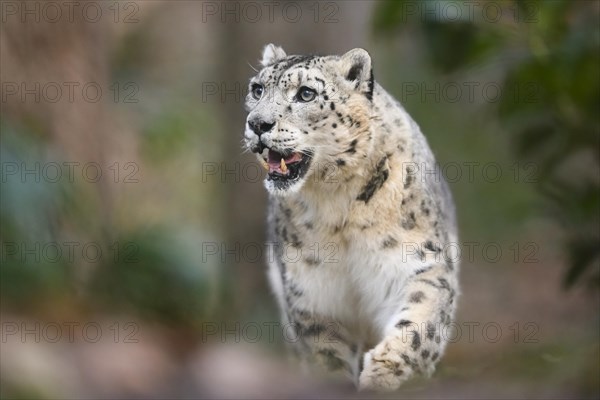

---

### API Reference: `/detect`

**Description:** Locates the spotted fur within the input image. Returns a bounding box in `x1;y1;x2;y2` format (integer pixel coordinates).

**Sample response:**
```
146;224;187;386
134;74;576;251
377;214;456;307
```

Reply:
244;44;459;392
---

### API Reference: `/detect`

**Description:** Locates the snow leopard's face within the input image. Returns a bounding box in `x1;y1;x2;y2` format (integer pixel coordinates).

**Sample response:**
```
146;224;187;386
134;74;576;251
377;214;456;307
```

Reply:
244;44;374;196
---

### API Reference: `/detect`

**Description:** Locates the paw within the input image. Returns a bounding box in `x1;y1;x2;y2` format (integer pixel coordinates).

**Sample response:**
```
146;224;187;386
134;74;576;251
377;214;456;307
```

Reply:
358;345;410;392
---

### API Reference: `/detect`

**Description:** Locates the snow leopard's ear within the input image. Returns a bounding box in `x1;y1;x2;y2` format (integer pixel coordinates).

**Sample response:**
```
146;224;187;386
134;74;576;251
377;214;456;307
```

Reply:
261;44;287;67
339;48;374;101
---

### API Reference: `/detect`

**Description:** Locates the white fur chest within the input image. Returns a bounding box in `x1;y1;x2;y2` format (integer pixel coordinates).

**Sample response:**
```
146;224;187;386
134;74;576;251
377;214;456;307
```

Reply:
275;216;421;341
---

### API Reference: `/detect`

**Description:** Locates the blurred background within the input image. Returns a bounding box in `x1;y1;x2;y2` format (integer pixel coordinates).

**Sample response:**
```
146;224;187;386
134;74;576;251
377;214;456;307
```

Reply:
1;0;598;398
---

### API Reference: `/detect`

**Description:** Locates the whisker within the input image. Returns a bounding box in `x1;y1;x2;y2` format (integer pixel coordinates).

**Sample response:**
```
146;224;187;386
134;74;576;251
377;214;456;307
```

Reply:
247;61;259;73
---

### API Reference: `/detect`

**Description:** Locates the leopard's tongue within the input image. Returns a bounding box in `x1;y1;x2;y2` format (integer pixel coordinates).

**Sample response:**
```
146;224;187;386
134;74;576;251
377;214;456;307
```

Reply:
267;150;302;174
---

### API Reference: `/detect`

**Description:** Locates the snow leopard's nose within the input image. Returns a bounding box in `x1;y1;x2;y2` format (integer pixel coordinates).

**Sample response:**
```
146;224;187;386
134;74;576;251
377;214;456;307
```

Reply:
248;119;274;136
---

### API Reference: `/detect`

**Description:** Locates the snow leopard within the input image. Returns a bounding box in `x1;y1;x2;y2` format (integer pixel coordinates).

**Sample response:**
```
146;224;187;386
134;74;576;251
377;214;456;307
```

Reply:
242;44;459;391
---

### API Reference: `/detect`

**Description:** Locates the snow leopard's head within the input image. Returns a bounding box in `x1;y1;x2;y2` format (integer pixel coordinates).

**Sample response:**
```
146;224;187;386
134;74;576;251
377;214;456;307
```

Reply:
244;44;374;196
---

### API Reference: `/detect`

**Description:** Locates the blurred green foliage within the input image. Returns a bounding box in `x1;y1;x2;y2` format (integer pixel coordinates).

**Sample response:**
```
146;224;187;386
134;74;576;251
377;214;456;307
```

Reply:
90;228;210;327
1;123;73;310
1;112;217;325
373;0;600;288
141;105;213;164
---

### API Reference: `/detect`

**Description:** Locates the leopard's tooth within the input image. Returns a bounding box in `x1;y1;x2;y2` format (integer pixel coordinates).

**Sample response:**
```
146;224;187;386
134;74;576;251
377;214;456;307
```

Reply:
260;158;269;170
280;158;288;173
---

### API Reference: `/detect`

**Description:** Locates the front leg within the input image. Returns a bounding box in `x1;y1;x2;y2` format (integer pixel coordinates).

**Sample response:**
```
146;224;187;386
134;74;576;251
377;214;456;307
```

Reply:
287;309;361;383
268;255;361;384
359;264;458;391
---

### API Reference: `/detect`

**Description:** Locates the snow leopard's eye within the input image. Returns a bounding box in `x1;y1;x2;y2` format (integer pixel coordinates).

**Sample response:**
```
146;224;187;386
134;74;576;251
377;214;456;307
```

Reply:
251;84;264;100
297;86;317;102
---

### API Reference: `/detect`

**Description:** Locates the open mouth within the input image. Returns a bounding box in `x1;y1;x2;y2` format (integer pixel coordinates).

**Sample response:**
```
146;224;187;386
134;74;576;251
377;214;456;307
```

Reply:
258;148;312;187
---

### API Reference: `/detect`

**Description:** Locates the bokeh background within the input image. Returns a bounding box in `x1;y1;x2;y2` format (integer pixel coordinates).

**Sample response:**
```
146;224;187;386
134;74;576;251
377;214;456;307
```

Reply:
1;0;598;398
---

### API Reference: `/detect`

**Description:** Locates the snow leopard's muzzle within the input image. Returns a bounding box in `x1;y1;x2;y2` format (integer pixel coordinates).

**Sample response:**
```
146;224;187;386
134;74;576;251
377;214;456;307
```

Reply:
246;117;313;192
